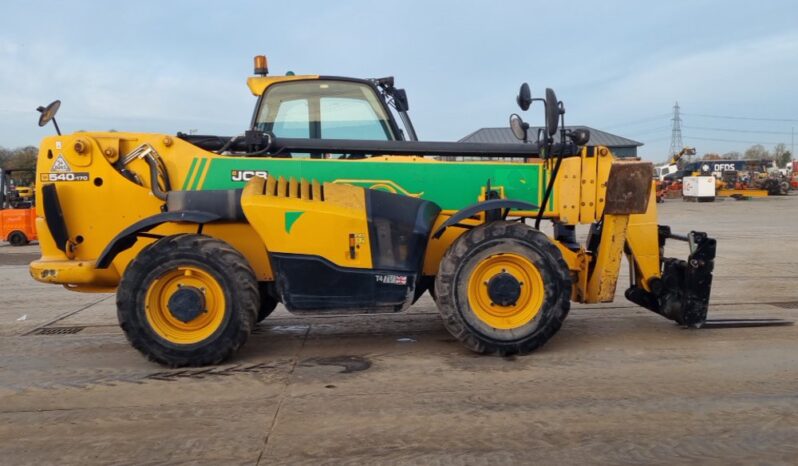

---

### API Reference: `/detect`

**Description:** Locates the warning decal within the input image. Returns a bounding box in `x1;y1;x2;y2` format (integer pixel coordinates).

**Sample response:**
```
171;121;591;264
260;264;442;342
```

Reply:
51;155;71;172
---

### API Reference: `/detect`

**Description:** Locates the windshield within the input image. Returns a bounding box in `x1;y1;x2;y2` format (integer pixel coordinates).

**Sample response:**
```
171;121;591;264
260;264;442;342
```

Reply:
254;80;395;141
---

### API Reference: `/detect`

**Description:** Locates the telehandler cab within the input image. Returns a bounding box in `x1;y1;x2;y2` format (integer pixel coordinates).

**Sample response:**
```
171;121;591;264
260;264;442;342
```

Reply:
31;56;718;367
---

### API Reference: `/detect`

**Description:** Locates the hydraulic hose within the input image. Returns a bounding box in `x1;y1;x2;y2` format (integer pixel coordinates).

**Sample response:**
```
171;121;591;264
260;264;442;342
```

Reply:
145;154;168;201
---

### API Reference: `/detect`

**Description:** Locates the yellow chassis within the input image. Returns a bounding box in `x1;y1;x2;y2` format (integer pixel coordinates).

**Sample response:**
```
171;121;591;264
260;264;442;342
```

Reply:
29;131;663;306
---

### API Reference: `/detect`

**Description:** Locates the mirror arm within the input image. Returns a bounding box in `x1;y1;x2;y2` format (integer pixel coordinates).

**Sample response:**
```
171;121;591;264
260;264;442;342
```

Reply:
52;118;61;136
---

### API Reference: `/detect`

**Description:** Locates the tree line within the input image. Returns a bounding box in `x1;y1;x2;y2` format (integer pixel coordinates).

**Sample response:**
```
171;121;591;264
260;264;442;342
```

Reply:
701;143;793;167
0;146;38;184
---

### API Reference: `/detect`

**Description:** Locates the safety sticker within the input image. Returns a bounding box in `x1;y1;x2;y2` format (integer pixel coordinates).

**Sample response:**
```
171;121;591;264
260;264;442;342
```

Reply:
51;155;71;172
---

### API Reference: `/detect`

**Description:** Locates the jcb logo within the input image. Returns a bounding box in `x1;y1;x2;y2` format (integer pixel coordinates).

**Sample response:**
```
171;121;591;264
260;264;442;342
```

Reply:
231;170;268;182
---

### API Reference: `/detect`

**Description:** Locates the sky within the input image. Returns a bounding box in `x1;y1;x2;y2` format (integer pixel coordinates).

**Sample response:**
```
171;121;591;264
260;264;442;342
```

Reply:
1;0;797;162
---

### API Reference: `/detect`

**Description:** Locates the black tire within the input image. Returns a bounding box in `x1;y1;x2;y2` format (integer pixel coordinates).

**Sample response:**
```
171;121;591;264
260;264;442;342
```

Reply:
117;234;259;367
256;282;279;322
435;221;571;355
8;231;28;246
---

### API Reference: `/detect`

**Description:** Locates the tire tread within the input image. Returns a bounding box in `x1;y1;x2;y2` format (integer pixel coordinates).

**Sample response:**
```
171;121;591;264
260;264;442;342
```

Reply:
435;222;571;355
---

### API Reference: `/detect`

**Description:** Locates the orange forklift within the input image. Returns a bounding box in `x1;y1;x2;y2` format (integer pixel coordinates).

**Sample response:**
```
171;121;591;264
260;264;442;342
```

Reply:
0;169;37;246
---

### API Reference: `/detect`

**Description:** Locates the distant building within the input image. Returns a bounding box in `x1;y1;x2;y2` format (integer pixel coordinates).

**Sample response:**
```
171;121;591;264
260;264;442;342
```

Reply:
455;126;643;161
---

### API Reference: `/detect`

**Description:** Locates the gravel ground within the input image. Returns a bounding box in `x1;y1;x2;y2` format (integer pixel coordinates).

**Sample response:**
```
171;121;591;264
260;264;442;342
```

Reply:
1;195;796;465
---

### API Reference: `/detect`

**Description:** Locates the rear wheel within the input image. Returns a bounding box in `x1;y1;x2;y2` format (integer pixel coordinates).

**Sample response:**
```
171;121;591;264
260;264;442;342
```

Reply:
435;222;571;355
8;231;28;246
117;234;258;367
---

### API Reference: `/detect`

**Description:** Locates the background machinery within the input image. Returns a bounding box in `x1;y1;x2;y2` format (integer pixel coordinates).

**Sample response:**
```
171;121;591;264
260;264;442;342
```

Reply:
0;168;37;246
29;57;717;366
683;159;790;198
655;147;695;202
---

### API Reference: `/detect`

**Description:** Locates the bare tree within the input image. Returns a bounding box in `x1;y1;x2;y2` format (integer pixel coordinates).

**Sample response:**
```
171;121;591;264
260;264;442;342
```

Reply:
0;146;38;172
743;144;770;160
772;143;792;168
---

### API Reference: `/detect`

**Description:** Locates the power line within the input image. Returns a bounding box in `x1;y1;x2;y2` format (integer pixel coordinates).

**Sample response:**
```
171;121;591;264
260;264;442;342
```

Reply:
682;112;798;123
602;114;671;130
683;125;794;136
641;136;671;143
622;126;672;137
683;135;786;145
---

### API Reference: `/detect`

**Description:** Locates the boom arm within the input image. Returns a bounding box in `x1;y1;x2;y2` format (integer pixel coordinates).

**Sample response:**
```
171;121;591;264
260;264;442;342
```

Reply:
669;146;696;165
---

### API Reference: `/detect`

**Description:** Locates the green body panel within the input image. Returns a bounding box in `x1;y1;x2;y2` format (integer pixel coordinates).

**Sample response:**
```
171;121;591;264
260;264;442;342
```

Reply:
198;157;551;212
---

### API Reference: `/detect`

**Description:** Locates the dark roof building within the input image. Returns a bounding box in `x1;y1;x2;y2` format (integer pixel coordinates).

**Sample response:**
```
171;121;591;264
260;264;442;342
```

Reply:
457;126;643;159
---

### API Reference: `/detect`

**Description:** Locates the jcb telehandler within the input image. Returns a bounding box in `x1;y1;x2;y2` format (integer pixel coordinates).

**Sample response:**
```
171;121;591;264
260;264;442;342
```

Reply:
30;56;717;366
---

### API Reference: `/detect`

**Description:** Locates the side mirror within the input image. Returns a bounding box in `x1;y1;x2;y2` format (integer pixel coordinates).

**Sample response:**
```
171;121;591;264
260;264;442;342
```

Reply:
569;128;590;146
393;88;410;112
509;114;529;142
545;88;559;136
36;100;62;136
516;83;532;111
37;100;61;128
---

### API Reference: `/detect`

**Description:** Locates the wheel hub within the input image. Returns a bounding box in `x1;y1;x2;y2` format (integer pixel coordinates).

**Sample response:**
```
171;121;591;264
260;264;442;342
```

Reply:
167;286;206;323
487;272;521;306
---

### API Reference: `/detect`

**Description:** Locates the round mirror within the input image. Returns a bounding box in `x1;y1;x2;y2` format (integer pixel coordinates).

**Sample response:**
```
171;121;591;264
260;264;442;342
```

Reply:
516;83;532;111
509;113;528;141
570;128;591;146
37;100;61;127
545;89;558;136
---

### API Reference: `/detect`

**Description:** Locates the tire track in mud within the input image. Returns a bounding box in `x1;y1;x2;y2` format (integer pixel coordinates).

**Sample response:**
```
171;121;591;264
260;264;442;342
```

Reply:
0;360;295;392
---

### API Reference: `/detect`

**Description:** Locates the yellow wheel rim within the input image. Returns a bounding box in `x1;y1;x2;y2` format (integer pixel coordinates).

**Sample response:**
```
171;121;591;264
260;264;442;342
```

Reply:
144;266;226;345
467;253;545;330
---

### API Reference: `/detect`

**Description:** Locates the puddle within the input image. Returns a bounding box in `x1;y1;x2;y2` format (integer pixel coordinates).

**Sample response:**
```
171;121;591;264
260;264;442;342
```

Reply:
300;355;372;374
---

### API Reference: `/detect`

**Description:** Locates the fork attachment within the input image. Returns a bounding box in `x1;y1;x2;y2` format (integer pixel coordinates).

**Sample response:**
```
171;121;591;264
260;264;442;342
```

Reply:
626;228;716;327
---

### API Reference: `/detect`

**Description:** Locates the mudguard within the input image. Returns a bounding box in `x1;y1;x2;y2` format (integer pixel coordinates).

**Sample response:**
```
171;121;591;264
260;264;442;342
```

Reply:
95;211;221;269
432;199;539;239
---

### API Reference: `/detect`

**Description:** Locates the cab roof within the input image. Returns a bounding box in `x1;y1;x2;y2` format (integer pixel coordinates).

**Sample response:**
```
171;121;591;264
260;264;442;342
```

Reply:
246;75;320;96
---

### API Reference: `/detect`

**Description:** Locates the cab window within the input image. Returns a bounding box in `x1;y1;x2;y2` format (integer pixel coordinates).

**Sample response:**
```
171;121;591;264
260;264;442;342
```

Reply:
255;80;395;142
271;99;310;138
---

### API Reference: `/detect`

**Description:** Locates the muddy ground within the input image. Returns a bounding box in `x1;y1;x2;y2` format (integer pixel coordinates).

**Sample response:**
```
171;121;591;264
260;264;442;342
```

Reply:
1;195;796;465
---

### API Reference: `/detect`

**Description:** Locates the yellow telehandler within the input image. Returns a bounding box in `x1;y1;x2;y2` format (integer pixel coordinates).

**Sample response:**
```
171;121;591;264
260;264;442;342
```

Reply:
30;56;719;366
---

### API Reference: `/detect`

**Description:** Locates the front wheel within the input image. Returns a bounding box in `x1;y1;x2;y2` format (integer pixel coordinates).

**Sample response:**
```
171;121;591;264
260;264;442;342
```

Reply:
435;222;571;355
117;234;259;367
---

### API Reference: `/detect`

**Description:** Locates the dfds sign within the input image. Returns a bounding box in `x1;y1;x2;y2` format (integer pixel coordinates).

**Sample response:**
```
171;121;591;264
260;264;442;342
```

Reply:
711;163;737;172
